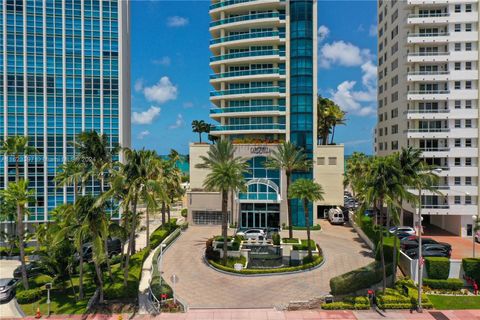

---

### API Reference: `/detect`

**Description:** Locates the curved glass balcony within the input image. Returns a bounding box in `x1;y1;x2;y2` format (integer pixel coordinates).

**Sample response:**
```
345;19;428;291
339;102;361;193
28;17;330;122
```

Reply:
210;0;285;10
210;12;285;27
210;86;285;96
210;68;285;79
210;105;286;114
408;32;450;37
211;124;286;131
210;49;285;62
210;31;285;45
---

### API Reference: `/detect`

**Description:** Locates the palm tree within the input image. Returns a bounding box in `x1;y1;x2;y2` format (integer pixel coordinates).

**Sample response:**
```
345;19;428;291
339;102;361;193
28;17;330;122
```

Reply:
344;152;369;199
0;136;37;182
329;104;347;145
76;196;108;303
0;179;35;289
191;120;207;143
288;179;324;260
55;160;85;200
265;142;311;239
316;96;346;145
196;140;248;265
359;155;403;292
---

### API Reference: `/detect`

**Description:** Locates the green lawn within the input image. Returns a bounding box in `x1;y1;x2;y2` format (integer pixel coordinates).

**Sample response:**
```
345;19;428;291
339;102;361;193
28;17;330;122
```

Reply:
428;295;480;310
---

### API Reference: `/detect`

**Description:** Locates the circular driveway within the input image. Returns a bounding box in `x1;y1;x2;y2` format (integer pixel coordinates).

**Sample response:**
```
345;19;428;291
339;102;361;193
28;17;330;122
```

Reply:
161;221;374;309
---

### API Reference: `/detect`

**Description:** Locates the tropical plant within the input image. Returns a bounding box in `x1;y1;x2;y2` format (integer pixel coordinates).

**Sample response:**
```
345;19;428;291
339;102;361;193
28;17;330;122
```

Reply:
196;140;248;265
0;136;37;181
317;95;346;145
265;142;311;238
191;120;209;143
0;179;35;289
54;160;85;199
344;152;369;199
288;179;324;259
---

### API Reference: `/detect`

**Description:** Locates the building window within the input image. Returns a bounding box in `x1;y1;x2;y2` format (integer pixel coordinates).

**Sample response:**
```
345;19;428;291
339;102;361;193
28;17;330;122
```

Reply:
466;43;472;51
454;177;461;185
454;24;461;32
454;81;461;90
465;196;472;205
391;141;398;150
465;119;472;128
454;196;461;204
455;100;461;109
455;43;461;51
466;139;472;147
317;157;325;165
454;158;461;166
391;108;398;118
455;62;461;70
391;75;398;87
466;4;472;12
466;158;472;166
391;58;398;70
454;139;461;147
465;177;472;185
466;100;472;109
328;157;337;165
465;24;472;32
454;4;461;13
466;81;472;89
466;62;472;70
392;124;398;134
391;92;398;102
455;120;461;128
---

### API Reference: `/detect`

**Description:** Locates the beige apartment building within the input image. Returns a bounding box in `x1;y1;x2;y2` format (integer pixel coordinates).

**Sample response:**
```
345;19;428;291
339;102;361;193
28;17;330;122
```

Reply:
186;0;344;229
375;0;480;236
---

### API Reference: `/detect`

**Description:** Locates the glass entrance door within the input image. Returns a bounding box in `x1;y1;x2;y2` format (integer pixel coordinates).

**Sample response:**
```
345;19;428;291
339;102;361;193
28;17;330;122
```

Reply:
240;203;280;228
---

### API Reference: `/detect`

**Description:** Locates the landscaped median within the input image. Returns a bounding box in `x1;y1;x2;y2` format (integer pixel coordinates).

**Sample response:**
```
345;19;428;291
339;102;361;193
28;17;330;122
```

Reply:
205;235;324;275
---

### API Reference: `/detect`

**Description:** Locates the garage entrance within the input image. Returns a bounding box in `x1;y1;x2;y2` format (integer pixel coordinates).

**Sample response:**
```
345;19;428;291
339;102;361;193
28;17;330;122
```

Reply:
192;210;224;225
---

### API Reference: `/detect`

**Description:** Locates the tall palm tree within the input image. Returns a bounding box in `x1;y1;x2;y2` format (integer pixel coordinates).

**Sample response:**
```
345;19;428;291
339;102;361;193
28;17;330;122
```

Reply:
196;140;248;265
329;104;347;145
191;120;206;143
76;196;108;303
317;96;347;145
0;179;35;289
359;155;403;292
288;179;324;260
265;142;311;239
0;136;37;182
55;160;85;200
344;152;369;198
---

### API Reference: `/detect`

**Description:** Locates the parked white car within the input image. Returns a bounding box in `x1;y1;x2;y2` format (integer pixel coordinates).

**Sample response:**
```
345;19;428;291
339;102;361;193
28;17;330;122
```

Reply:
236;229;266;239
328;208;344;225
388;226;416;236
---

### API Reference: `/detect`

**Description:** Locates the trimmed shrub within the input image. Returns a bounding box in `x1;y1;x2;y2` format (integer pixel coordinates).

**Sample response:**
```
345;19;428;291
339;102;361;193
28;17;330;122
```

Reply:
462;258;480;283
425;257;450;280
321;297;370;310
16;288;42;304
282;238;299;244
271;233;280;245
359;216;380;243
375;237;399;262
377;287;433;310
291;224;321;231
292;239;316;251
423;278;463;290
181;208;187;217
330;262;392;295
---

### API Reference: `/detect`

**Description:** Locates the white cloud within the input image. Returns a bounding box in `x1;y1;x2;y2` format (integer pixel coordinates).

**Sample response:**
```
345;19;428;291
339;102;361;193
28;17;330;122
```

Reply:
183;102;194;109
329;81;376;117
152;56;171;66
132;106;161;125
319;41;372;68
317;25;330;42
361;60;377;88
167;16;189;27
169;114;185;129
143;77;178;104
137;130;150;140
369;24;377;37
134;78;144;92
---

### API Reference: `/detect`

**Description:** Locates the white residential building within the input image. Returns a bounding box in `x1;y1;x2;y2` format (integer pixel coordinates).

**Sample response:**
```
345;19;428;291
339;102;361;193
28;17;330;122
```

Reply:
375;0;479;236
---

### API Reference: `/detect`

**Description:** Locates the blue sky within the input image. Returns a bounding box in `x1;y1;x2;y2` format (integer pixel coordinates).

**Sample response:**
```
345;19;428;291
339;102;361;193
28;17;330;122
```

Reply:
130;0;378;155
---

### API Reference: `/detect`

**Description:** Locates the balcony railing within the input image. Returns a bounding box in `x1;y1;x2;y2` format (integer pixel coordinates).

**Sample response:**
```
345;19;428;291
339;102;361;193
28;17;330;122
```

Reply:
408;71;449;76
210;30;285;45
408;51;449;56
210;49;285;62
210;68;285;79
210;105;286;114
210;0;257;10
408;90;450;94
211;123;286;131
406;128;450;133
210;86;285;96
405;109;450;114
408;13;450;18
210;12;285;27
432;185;450;190
421;204;450;209
418;147;450;152
238;193;278;201
408;32;449;37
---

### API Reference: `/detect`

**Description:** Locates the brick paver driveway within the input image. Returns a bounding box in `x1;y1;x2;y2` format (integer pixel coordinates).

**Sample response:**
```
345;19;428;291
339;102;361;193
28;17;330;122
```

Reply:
161;220;374;308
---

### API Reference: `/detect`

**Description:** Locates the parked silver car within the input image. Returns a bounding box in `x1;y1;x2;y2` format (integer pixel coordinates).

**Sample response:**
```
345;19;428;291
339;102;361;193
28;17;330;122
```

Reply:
0;278;18;303
236;229;266;239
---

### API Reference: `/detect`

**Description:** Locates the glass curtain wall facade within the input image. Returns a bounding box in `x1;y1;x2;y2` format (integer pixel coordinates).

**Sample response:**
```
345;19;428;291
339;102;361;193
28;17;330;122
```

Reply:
0;0;130;223
289;0;314;226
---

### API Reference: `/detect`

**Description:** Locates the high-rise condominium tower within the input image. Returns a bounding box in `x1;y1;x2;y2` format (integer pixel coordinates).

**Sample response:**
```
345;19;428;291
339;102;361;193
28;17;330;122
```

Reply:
375;0;479;236
188;0;345;229
0;0;131;224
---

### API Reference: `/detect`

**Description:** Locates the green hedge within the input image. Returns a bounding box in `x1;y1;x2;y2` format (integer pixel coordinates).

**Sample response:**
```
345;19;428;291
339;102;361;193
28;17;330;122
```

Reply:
208;255;323;275
290;224;321;231
425;257;450;280
330;262;392;295
375;237;399;262
462;258;480;283
423;278;464;290
292;239;316;251
16;288;43;304
377;286;433;310
359;216;380;243
321;299;369;310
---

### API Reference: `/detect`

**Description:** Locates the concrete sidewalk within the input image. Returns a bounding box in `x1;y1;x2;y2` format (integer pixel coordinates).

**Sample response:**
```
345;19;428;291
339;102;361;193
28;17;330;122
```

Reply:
7;309;480;320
